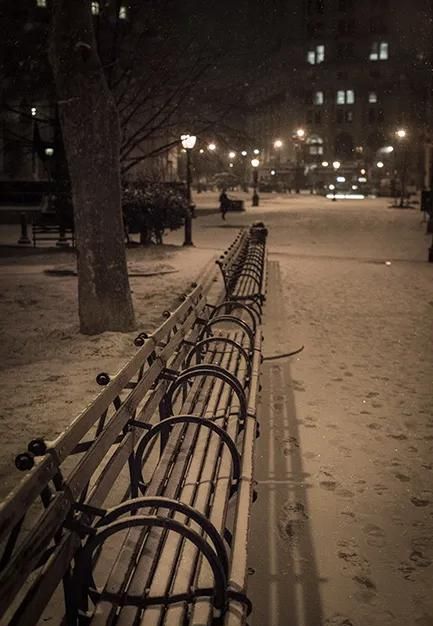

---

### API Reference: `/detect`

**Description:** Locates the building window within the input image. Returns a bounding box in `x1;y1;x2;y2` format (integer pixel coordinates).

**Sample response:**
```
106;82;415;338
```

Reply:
314;90;324;105
369;92;377;103
369;41;388;60
338;19;355;35
336;89;354;104
307;44;325;64
306;110;313;123
119;5;128;19
369;17;386;34
337;42;353;58
36;0;47;6
337;109;344;124
368;109;376;123
314;111;322;124
91;1;100;15
345;110;353;123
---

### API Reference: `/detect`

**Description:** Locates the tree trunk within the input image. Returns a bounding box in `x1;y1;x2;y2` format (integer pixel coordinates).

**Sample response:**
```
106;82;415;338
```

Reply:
49;0;135;334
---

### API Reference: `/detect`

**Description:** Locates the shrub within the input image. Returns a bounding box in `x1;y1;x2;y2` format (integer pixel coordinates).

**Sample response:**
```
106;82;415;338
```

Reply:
122;181;188;244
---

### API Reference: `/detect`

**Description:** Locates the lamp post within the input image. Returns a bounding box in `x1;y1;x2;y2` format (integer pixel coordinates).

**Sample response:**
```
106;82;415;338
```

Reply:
293;128;305;193
251;158;260;206
395;128;408;208
273;139;283;168
181;133;197;246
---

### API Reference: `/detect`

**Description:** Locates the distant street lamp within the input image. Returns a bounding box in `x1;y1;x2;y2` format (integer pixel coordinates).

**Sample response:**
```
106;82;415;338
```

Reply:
395;128;408;207
296;128;305;139
251;158;260;206
322;161;329;167
241;150;247;156
181;133;197;246
333;160;341;170
293;129;306;193
273;139;283;167
228;151;236;159
208;143;216;151
376;161;384;168
253;148;260;155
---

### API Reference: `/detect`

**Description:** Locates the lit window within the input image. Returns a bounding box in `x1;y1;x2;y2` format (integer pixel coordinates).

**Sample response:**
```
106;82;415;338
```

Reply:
369;91;378;103
31;107;37;117
369;41;388;60
36;0;47;6
336;89;355;104
314;90;324;105
307;44;325;65
119;5;127;19
91;1;100;15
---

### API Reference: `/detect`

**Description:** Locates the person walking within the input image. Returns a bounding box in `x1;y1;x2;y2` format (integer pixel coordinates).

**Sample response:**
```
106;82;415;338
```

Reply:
219;189;230;220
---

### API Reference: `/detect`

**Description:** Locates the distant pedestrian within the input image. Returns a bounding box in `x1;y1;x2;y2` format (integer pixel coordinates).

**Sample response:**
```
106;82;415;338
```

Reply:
219;189;230;220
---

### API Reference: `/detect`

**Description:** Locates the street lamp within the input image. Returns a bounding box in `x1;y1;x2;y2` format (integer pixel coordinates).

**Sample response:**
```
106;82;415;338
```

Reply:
296;128;305;139
274;139;283;149
251;158;260;206
395;128;408;207
333;160;341;170
208;143;216;151
181;133;197;246
228;151;236;159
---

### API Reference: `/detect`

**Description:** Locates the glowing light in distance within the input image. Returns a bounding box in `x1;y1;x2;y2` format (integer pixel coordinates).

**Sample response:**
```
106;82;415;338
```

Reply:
181;134;197;150
329;184;336;190
251;158;260;167
336;176;346;182
296;128;305;138
208;143;216;151
376;161;384;168
326;193;366;200
333;161;341;169
274;139;283;149
322;161;329;167
360;169;366;175
31;107;37;117
229;163;234;168
358;177;367;182
271;170;276;175
253;148;260;155
352;185;358;190
229;151;236;159
396;129;407;139
241;150;247;156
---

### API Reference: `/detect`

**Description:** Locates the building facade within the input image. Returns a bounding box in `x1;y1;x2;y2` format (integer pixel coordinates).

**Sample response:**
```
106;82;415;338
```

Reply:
246;0;433;190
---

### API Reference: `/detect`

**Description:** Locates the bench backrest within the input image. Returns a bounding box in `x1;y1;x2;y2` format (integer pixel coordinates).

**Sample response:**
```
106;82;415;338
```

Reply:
0;266;221;625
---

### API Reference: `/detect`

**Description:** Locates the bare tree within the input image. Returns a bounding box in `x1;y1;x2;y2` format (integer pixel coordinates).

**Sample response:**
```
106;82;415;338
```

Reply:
49;0;135;334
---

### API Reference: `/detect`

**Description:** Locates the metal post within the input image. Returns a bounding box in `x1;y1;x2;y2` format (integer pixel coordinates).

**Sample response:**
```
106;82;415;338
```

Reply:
183;149;194;246
18;212;31;245
399;143;408;208
252;169;259;206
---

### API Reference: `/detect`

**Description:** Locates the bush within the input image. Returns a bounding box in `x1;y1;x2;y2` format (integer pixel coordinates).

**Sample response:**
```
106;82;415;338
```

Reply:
122;181;188;244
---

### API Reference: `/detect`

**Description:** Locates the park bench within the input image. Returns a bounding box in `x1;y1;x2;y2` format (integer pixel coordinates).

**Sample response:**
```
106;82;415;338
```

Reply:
31;193;75;248
0;223;267;626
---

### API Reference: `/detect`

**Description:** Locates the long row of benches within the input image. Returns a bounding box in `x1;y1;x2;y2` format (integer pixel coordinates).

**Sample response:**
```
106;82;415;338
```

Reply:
0;222;268;626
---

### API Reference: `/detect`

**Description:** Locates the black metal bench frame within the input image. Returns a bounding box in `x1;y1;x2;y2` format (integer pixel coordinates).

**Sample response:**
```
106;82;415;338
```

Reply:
0;224;267;626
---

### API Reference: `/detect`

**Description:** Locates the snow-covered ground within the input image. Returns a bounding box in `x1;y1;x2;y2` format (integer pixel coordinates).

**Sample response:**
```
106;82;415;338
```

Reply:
1;192;432;625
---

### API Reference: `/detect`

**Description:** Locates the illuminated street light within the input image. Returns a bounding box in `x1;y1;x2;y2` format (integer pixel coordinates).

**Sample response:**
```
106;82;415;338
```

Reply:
396;129;407;139
228;151;236;159
360;168;366;175
382;146;394;154
31;107;37;117
253;148;260;155
44;147;54;157
377;161;384;168
251;158;260;206
271;170;276;176
208;143;216;151
296;128;305;139
199;148;204;154
180;134;197;246
273;139;283;149
229;163;234;168
333;161;341;170
336;176;346;182
322;161;329;167
241;150;247;156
